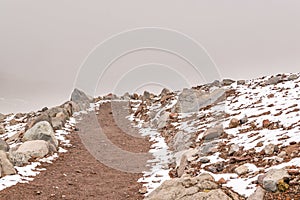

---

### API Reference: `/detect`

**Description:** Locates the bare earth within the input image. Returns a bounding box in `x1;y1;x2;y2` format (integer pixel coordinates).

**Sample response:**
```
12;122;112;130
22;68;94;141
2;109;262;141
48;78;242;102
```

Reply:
0;102;151;200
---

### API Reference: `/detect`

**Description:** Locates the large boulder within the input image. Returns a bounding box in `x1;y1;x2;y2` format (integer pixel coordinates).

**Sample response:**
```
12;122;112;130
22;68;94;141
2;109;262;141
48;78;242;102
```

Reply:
262;168;290;192
174;88;225;113
145;173;231;200
22;121;58;147
16;140;50;159
0;150;16;176
70;88;92;111
25;113;52;131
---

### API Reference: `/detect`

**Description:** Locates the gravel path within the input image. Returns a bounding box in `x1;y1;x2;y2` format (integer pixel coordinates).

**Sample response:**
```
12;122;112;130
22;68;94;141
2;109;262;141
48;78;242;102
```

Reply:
0;102;151;200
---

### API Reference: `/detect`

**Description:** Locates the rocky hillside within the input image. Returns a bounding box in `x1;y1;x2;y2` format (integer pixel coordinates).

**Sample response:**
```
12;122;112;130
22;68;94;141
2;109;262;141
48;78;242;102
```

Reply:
122;72;300;200
0;72;299;200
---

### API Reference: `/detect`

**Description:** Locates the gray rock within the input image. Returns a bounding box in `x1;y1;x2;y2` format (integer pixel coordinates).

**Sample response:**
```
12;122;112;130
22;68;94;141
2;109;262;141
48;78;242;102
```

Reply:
211;80;221;87
65;101;80;114
248;186;266;200
187;189;232;200
278;151;287;158
174;88;225;113
157;111;170;129
240;115;248;124
198;141;219;156
177;154;188;178
234;164;249;175
23;121;58;147
0;113;5;121
160;88;171;97
199;157;210;163
288;74;298;81
70;88;92;111
51;112;68;130
0;124;5;135
51;117;64;130
0;139;9;152
172;131;192;152
121;92;131;100
8;151;31;167
0;150;16;176
46;107;66;118
263;143;276;155
265;76;280;85
263;168;290;192
26;113;52;131
145;173;229;200
222;79;235;86
16;140;50;159
203;125;223;140
143;91;151;100
228;144;239;156
237;80;246;85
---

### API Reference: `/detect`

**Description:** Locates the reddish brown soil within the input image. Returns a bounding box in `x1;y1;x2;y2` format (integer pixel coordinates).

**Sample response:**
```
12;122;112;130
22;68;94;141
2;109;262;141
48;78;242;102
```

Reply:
0;102;151;200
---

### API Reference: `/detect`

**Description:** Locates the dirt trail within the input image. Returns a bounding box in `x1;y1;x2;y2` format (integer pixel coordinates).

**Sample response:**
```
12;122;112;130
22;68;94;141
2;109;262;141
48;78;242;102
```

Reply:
0;102;151;200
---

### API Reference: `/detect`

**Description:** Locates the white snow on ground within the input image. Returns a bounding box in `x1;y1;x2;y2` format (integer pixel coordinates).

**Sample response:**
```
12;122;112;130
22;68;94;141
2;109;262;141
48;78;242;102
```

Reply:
130;73;300;198
0;115;77;191
125;99;176;196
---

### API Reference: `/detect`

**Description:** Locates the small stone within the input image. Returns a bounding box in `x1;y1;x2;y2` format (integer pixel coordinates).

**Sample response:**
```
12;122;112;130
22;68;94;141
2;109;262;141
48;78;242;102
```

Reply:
263;144;276;155
218;178;227;184
256;141;264;147
275;156;284;163
139;186;147;194
262;119;271;128
229;118;240;128
287;169;300;175
240;115;248;124
169;113;179;119
278;151;286;158
228;144;239;156
203;125;223;140
237;80;246;85
0;124;5;135
199;157;210;163
234;165;249;175
248;186;266;200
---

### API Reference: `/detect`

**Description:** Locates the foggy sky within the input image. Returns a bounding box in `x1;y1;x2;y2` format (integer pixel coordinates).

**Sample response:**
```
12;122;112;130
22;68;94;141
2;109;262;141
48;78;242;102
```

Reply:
1;0;300;114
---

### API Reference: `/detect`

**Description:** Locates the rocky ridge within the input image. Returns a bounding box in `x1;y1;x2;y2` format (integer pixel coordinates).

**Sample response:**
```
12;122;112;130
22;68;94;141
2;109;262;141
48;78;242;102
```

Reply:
0;73;299;200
